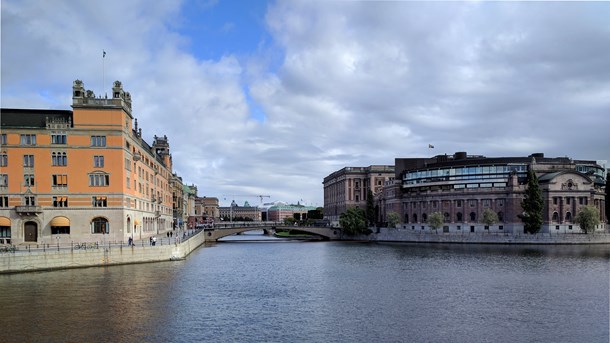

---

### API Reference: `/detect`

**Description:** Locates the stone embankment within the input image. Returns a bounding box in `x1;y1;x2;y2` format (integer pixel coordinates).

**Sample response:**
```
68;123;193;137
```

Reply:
362;227;610;244
0;230;206;274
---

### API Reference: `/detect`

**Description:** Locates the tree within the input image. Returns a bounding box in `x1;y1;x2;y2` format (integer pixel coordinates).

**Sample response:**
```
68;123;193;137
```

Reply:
606;171;609;223
339;207;369;236
482;208;498;228
366;189;376;226
387;211;400;228
428;211;444;233
606;171;610;223
307;208;324;220
520;168;544;234
575;205;601;234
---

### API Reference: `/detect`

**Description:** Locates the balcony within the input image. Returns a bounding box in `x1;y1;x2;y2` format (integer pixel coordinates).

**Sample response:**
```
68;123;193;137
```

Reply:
15;206;42;216
155;211;160;217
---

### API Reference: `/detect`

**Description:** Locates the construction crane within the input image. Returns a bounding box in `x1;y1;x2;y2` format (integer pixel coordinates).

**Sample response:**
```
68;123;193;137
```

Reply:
222;194;271;205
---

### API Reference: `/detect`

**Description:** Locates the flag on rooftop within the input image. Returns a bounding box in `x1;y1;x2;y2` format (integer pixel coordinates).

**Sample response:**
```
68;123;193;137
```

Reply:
103;50;106;58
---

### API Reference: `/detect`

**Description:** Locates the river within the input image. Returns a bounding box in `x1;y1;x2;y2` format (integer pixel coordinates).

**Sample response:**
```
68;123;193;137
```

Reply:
1;231;608;343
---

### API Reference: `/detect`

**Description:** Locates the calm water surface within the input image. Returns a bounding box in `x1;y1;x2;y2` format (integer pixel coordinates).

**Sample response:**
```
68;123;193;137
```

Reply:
1;232;609;343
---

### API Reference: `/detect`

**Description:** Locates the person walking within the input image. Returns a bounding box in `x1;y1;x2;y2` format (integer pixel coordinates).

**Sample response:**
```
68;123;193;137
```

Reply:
152;236;157;246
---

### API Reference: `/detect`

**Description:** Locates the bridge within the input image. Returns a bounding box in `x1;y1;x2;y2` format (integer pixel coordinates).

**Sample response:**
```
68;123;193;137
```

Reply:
203;223;341;242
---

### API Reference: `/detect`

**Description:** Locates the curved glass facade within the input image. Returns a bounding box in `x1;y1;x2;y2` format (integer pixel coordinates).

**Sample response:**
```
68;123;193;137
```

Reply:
403;164;528;187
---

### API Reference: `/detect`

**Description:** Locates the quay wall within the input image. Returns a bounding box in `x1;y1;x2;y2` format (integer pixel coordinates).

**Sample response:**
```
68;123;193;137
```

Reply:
355;227;610;244
0;230;207;274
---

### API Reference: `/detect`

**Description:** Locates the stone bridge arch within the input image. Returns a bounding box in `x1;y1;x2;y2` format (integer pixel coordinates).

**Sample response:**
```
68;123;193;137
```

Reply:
204;225;340;242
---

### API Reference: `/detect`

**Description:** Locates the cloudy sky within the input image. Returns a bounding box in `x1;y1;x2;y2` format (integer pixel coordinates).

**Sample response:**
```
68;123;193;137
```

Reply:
2;0;609;207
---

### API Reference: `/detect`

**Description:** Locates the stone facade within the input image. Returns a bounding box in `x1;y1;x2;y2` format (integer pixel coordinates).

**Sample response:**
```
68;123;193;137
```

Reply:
323;165;395;224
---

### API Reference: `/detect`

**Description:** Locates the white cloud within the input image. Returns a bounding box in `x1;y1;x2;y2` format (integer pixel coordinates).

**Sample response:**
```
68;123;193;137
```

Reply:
2;0;609;207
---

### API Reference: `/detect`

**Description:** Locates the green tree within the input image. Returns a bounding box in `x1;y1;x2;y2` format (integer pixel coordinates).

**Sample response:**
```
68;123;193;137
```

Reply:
366;189;376;226
606;171;610;223
339;207;369;236
575;205;601;234
307;208;324;220
520;168;544;234
606;172;609;223
482;208;498;228
428;211;444;233
387;211;400;228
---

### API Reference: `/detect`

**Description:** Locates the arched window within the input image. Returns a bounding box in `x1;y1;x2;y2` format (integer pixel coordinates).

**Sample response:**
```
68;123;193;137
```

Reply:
92;217;109;234
444;212;450;222
404;214;409;224
498;211;504;222
565;212;572;222
456;212;463;222
422;213;428;223
552;212;559;222
470;212;476;222
413;213;418;223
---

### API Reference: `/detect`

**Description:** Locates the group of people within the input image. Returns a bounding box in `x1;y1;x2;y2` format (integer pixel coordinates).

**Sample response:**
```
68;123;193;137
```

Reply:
125;229;193;247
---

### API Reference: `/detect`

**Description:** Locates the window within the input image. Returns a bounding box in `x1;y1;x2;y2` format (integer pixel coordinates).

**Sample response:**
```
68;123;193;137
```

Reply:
127;177;130;189
23;155;34;167
24;196;36;206
422;213;428;222
566;197;571;205
456;200;462;207
125;158;131;171
552;212;559;222
52;152;67;166
89;173;109;187
91;217;109;234
0;154;7;167
51;133;67;144
92;196;108;207
482;199;490;207
94;155;104;168
90;136;106;147
52;175;68;187
469;200;476;207
470;212;476;222
553;198;558;205
1;134;6;145
0;174;7;187
497;199;504;207
456;212;463;222
498;211;504;222
24;174;35;187
0;196;8;207
20;134;36;145
565;212;572;222
51;226;70;235
53;196;68;208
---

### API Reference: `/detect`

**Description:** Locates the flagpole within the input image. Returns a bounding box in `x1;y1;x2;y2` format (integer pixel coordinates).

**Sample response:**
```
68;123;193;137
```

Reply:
102;50;106;97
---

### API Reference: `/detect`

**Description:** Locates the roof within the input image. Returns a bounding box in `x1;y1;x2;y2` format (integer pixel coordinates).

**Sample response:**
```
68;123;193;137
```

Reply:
1;108;73;128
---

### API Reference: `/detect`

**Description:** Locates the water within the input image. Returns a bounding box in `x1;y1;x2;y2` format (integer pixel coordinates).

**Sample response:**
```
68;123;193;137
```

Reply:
1;231;608;343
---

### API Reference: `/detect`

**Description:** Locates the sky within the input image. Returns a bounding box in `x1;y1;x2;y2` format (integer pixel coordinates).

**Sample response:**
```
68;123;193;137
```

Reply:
2;0;610;207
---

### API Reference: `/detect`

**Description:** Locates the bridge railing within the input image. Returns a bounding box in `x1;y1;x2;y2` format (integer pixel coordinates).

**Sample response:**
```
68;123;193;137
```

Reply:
211;221;284;229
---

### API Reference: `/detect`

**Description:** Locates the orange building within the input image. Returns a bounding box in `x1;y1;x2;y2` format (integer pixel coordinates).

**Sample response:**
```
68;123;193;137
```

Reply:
0;80;176;244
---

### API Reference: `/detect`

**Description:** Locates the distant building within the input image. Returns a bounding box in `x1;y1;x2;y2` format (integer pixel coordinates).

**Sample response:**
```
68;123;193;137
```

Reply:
219;201;261;221
383;152;607;234
201;197;219;222
267;203;318;222
323;165;395;224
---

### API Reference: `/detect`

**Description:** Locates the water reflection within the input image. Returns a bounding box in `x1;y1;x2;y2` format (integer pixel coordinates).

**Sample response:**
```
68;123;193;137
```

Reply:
1;242;608;343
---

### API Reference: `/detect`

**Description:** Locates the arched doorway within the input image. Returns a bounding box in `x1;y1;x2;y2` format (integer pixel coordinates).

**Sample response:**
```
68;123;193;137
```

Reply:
24;221;37;242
